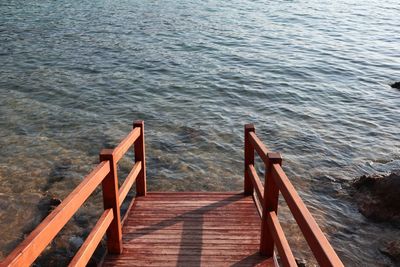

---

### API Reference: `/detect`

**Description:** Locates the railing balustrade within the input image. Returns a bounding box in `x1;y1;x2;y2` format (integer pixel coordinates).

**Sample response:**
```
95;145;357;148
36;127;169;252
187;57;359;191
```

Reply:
244;123;343;267
0;121;343;267
0;120;146;267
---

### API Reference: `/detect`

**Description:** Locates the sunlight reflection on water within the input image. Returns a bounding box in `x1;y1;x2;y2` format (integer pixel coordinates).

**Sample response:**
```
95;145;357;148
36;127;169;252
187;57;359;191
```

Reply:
0;0;399;265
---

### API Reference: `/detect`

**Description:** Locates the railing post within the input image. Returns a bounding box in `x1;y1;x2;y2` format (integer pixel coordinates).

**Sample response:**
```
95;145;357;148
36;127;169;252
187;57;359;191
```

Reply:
260;152;282;256
99;149;123;254
134;120;146;196
244;124;255;195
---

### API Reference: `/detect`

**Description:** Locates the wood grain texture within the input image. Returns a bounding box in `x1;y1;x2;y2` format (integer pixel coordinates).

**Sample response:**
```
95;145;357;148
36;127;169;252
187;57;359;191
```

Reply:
1;123;343;267
102;192;276;267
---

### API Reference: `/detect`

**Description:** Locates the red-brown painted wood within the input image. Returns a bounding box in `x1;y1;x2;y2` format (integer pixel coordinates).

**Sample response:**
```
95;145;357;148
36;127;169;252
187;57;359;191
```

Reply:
118;161;141;205
260;152;282;256
134;120;146;196
248;164;264;206
0;161;110;267
121;196;137;227
113;127;141;163
100;149;123;254
266;211;297;267
244;124;255;195
102;193;276;267
1;122;344;267
144;192;243;195
248;131;269;164
245;129;343;266
69;209;114;267
271;164;344;267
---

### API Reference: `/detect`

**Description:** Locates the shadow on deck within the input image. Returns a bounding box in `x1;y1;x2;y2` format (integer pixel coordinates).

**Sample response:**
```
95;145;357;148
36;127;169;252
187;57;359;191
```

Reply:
102;192;275;267
0;121;343;267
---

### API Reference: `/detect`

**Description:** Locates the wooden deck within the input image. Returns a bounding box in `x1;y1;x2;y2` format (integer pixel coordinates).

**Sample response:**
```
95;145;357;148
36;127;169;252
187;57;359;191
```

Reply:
0;122;344;267
102;192;275;267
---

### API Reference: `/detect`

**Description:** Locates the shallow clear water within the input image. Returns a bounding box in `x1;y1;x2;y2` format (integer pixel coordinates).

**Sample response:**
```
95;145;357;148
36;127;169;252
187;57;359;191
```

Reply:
0;0;399;265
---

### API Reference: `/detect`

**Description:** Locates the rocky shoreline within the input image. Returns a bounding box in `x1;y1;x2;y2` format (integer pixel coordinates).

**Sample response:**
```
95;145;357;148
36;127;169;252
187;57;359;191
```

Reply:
352;171;400;265
352;171;400;225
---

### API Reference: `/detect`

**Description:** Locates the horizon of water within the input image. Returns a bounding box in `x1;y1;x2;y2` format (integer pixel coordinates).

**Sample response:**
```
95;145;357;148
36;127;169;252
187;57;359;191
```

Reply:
0;0;399;266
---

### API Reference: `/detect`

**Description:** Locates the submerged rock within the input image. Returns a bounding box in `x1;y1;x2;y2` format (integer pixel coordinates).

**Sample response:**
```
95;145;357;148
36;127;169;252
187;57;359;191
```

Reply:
390;81;400;89
379;240;400;265
352;171;400;225
295;257;308;267
49;197;62;208
69;236;84;250
38;196;62;220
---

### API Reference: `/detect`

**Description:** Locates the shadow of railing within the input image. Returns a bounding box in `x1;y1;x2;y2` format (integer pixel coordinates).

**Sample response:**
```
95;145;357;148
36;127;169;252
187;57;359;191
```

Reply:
124;193;267;266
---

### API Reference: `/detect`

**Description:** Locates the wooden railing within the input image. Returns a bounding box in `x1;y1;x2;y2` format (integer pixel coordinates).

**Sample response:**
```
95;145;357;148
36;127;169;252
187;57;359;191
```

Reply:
244;124;344;267
0;120;146;267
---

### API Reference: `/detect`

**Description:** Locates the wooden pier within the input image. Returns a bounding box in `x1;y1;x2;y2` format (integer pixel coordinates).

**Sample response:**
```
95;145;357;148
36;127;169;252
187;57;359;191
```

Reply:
102;192;272;267
0;121;344;267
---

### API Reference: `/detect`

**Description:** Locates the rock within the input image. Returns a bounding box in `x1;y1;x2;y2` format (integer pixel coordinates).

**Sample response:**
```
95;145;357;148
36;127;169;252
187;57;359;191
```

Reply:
390;82;400;89
352;171;400;225
74;214;90;228
295;257;308;267
46;197;62;214
379;240;400;264
49;197;62;207
69;236;84;250
37;195;63;223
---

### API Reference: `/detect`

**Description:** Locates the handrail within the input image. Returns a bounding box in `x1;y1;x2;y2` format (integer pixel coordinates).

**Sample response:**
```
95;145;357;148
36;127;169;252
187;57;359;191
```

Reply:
1;120;147;267
266;211;297;267
272;164;343;266
113;127;141;163
97;120;146;254
249;131;269;163
133;121;146;196
248;164;264;206
243;123;343;267
119;161;142;204
68;209;114;267
1;161;111;266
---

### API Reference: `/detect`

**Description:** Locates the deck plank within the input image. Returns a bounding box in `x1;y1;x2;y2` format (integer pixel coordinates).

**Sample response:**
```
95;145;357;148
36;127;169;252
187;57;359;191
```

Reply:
102;192;275;267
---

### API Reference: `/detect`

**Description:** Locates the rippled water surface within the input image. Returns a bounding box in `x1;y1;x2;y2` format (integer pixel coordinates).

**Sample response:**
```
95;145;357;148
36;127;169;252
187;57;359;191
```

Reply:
1;0;400;265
